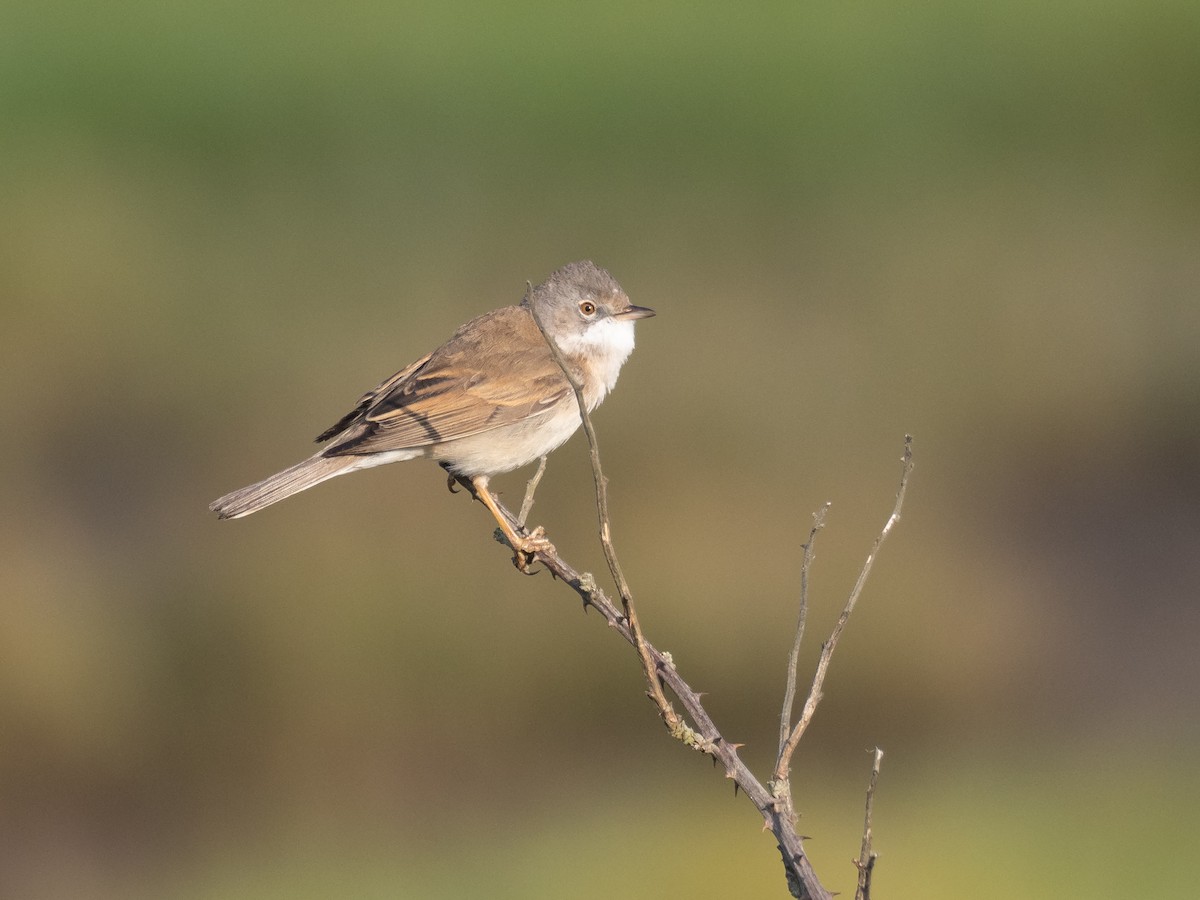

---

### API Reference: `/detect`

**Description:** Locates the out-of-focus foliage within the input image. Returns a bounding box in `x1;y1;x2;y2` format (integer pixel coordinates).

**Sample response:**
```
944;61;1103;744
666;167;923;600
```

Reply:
3;2;1198;897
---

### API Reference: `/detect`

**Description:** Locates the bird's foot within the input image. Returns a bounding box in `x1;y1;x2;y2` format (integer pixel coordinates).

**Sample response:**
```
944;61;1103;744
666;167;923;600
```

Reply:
507;525;554;573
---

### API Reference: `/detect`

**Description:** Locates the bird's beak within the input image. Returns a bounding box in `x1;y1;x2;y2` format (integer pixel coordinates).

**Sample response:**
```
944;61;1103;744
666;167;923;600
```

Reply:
614;304;656;321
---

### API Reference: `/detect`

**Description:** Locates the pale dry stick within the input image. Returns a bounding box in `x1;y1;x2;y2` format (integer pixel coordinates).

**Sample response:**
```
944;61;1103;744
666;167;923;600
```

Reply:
528;303;680;731
517;455;549;527
774;435;914;786
452;474;832;900
455;436;911;899
854;747;884;900
778;502;831;758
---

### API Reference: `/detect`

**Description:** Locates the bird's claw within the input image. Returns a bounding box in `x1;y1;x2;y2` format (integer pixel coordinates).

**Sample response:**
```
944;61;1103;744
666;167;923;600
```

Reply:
510;526;553;574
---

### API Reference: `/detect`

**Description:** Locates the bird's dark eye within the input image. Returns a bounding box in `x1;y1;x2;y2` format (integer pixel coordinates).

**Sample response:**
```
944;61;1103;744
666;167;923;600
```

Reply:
579;301;597;316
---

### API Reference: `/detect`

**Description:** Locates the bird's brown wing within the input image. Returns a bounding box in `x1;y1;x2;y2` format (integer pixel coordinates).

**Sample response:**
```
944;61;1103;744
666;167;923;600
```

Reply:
314;354;432;443
319;306;574;456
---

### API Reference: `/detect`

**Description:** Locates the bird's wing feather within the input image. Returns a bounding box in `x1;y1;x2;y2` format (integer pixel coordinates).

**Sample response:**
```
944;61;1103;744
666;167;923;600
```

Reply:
314;354;431;443
319;306;574;456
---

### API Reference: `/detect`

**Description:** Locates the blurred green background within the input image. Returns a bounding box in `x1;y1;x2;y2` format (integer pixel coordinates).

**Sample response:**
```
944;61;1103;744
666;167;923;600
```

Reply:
3;1;1198;897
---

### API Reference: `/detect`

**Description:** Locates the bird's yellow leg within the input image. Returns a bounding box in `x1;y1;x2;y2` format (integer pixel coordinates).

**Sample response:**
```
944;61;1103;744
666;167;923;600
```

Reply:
470;475;553;571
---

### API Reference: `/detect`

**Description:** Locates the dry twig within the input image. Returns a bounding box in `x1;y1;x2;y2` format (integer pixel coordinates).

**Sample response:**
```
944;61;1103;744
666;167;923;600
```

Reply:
517;455;548;527
459;433;912;897
855;747;884;900
453;473;830;899
779;502;831;757
453;429;911;899
774;436;914;788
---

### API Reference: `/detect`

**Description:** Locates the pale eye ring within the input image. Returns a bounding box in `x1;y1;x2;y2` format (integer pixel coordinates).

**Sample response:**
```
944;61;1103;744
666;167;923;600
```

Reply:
579;300;597;316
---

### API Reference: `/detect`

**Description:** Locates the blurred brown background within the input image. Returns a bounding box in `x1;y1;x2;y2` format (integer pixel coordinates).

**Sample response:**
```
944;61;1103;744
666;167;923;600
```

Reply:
3;2;1198;897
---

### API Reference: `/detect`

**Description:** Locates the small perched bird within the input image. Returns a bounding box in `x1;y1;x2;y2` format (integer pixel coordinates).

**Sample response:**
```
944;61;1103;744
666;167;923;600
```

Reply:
210;260;654;562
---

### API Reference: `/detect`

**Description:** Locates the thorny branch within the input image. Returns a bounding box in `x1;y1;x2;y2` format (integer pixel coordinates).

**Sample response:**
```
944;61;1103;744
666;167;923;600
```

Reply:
455;472;830;899
456;433;911;899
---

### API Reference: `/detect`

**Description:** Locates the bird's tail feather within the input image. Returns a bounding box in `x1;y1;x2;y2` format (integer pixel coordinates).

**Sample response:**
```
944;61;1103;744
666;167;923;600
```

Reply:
210;455;355;519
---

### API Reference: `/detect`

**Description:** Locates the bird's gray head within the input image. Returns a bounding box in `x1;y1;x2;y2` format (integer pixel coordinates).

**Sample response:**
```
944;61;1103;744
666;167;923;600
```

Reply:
523;261;655;359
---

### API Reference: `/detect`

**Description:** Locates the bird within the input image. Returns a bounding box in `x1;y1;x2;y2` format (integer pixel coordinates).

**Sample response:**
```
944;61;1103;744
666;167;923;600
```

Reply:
210;260;654;565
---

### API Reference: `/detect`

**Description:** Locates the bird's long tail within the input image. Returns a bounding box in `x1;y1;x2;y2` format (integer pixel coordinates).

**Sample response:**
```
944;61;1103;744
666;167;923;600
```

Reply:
210;454;356;519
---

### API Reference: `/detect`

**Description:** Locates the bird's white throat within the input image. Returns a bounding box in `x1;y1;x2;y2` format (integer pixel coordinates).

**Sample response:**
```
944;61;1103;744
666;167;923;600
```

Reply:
553;317;637;397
